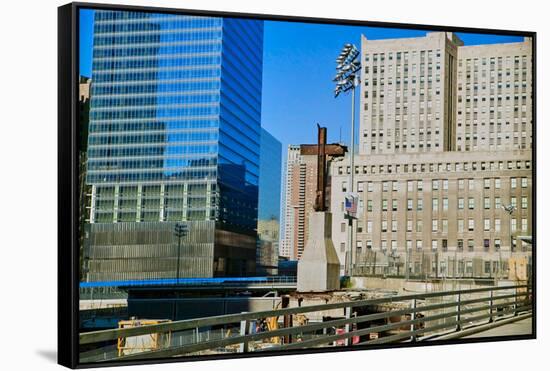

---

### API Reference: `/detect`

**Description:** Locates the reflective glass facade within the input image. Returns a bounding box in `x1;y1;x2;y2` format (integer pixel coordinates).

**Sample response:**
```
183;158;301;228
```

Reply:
256;129;282;275
86;10;263;234
83;10;263;278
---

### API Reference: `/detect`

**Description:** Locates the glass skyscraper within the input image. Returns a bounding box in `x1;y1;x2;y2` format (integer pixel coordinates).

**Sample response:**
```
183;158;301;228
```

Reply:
256;129;282;275
83;10;264;279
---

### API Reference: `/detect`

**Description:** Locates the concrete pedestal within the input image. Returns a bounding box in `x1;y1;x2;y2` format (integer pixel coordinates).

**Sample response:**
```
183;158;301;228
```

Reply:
297;212;341;292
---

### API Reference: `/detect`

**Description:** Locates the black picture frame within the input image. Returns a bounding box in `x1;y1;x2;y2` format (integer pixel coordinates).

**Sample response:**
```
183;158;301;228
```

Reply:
58;2;536;368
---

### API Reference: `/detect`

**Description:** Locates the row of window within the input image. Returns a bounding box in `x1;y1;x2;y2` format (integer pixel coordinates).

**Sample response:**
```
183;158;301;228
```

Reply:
353;194;529;213
337;160;531;176
348;177;529;193
344;217;529;234
350;237;507;252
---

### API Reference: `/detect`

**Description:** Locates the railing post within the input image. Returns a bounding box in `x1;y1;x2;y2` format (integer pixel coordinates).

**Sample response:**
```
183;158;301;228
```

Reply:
514;286;519;316
410;298;417;342
455;293;462;331
488;290;494;323
344;306;351;346
239;312;248;353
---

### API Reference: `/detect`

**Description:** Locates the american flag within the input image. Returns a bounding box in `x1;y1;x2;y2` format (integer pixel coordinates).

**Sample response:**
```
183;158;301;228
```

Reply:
345;195;357;215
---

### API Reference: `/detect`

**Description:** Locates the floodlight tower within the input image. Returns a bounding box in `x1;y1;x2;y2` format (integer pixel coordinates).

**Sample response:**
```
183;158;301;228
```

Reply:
334;43;361;276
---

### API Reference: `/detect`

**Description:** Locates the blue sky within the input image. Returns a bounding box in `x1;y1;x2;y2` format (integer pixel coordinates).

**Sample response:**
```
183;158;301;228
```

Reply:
79;9;524;152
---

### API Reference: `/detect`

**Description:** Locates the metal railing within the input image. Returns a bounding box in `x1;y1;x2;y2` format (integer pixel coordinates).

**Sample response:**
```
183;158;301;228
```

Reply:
79;284;532;363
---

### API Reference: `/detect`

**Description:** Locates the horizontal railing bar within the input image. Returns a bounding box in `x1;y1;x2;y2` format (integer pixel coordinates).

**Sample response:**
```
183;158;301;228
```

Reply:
80;285;528;345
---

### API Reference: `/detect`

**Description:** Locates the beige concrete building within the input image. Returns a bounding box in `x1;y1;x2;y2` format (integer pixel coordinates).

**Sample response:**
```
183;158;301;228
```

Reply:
330;150;533;277
325;32;534;278
359;32;533;155
456;39;533;151
359;32;461;155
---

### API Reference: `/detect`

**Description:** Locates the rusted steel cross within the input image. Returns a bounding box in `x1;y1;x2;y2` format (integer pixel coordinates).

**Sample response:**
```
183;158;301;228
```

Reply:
300;124;347;212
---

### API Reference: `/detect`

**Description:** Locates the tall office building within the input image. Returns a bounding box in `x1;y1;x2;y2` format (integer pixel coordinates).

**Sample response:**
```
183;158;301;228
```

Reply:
359;32;461;155
257;129;282;275
279;145;320;260
331;32;533;277
83;10;264;280
456;39;532;151
279;145;301;259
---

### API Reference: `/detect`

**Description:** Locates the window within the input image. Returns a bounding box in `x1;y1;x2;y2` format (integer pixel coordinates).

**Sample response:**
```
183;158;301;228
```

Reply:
392;199;398;211
495;239;501;250
407;220;413;232
416;240;423;250
495;218;501;232
458;198;465;209
407;240;412;250
392;181;398;192
511;177;517;189
442;239;448;251
432;240;438;250
522;218;528;232
407;199;413;210
417;180;423;191
495;178;501;189
432;179;439;190
357;182;364;192
511;218;517;232
383;181;389;192
341;222;346;233
442;180;449;191
357;241;363;251
382;199;388;211
521;177;528;188
458;179;465;190
484;239;490;251
468;179;474;190
381;240;387;251
340;242;345;252
407;180;413;192
432;219;438;232
382;220;388;232
392;220;397;232
417;199;423;211
484;178;491;189
367;182;373;192
466;261;473;274
391;240;397;250
457;239;464;250
484;197;491;209
468;218;474;231
442;219;448;233
484;218;491;231
468;239;474;251
495;197;501;209
366;240;372;249
367;200;373;212
367;221;373;233
342;181;348;192
521;196;528;209
443;198;448;211
417;220;423;232
511;197;517;208
458;219;464;232
432;198;439;211
468;197;475;209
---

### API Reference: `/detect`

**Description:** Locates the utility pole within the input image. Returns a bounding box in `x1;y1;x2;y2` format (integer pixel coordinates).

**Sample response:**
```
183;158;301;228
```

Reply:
172;223;188;320
334;43;361;276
